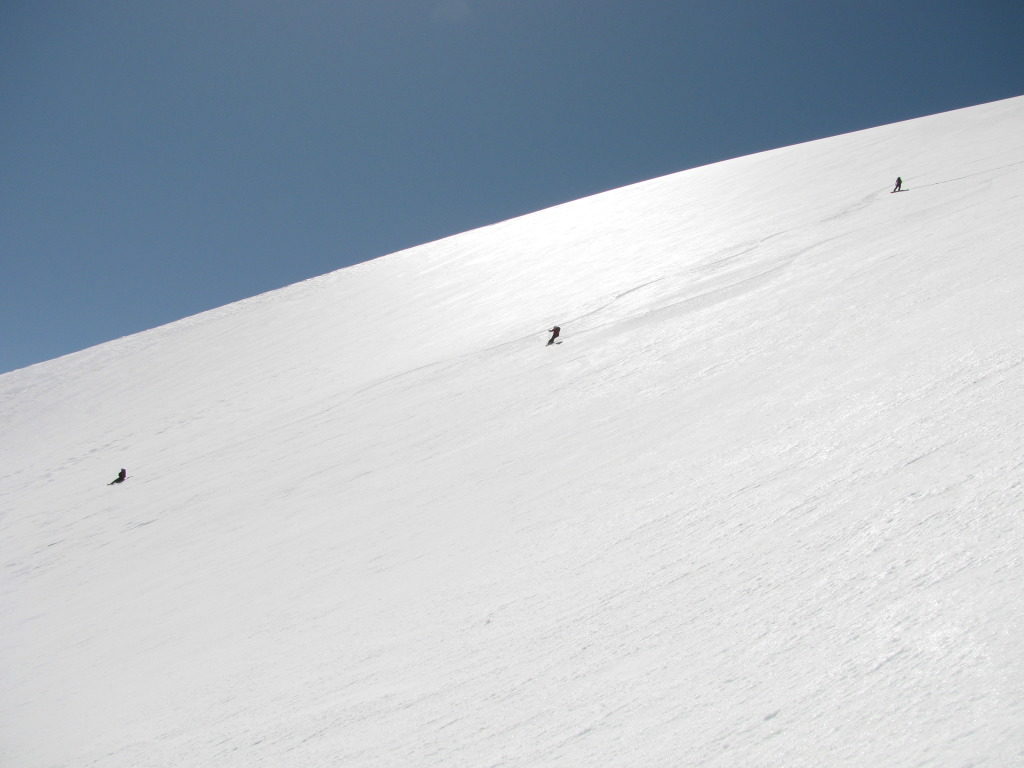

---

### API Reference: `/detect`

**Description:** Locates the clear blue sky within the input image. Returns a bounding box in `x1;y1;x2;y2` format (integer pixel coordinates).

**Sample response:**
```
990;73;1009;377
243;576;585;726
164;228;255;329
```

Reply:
2;0;1022;373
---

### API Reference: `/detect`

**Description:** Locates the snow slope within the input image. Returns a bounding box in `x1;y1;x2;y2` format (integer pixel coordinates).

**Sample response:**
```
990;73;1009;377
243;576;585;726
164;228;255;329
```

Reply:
3;96;1024;767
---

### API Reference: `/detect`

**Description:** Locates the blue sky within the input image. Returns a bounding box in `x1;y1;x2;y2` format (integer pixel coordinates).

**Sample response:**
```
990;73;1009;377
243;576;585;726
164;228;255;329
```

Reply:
2;0;1022;373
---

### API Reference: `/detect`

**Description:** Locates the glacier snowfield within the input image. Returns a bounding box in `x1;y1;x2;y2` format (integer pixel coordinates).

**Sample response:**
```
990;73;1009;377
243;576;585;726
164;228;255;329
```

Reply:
3;96;1024;767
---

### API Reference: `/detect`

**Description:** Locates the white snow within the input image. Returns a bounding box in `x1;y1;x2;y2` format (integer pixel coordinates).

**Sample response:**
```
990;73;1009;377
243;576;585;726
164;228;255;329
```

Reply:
3;96;1024;767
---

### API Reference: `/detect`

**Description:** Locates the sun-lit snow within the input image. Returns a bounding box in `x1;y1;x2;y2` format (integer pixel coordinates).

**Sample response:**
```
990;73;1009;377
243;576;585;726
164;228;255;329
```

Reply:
3;96;1024;767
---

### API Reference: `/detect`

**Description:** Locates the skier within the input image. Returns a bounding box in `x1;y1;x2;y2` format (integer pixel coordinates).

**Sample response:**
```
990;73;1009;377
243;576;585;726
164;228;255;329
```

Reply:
892;176;903;193
546;325;561;345
108;468;127;485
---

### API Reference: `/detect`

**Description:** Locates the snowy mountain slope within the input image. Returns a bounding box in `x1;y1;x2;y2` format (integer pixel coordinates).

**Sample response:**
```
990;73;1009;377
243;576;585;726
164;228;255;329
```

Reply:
3;96;1024;767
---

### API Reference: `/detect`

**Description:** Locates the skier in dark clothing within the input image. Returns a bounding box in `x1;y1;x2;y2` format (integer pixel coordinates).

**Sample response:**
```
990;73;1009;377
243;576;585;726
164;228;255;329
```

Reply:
108;468;127;485
892;176;903;193
546;326;561;345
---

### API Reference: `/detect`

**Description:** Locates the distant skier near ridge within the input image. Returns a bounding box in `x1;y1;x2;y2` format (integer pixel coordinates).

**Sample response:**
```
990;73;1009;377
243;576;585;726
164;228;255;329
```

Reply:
546;326;561;345
108;468;127;485
892;176;903;193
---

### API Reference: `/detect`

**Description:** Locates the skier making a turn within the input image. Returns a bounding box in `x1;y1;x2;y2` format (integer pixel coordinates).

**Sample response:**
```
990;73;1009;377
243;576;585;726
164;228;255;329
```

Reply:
108;468;127;485
892;176;903;193
546;326;561;345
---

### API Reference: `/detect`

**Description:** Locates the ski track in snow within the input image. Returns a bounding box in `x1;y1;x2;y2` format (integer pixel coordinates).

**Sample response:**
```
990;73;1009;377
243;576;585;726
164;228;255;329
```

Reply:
3;97;1024;767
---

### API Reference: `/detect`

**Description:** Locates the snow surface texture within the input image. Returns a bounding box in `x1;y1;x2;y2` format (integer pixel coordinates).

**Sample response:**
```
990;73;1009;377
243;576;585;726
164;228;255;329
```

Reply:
3;97;1024;767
